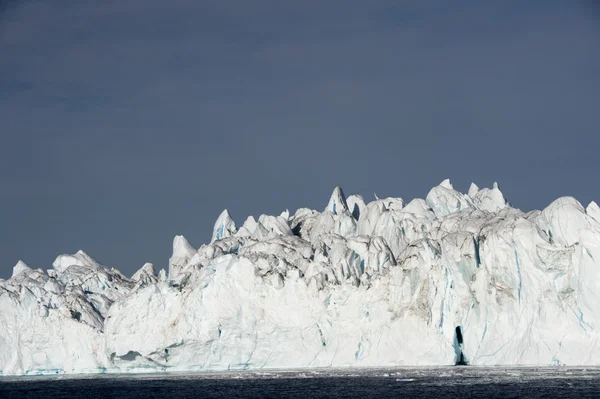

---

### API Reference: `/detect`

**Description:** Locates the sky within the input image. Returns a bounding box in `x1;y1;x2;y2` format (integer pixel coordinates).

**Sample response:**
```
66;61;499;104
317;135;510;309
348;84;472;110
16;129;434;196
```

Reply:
0;0;599;278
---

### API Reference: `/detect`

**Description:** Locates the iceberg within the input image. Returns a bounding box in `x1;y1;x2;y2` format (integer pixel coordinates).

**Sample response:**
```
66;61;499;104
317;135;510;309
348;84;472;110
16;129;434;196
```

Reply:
2;180;600;375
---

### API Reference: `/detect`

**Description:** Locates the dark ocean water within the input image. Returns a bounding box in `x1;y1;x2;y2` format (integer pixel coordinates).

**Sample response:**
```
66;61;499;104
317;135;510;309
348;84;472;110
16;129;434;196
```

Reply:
2;367;600;398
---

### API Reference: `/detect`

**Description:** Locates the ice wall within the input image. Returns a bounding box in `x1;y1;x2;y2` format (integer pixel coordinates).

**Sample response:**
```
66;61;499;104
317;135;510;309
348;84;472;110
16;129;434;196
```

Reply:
2;180;600;375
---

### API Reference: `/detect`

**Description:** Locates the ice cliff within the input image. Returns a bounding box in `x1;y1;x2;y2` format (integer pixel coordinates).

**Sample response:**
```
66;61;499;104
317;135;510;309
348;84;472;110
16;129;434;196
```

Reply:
2;180;600;375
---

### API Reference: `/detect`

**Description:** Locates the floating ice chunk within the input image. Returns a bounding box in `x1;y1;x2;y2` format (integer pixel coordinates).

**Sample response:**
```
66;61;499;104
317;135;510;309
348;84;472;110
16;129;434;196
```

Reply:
6;180;600;375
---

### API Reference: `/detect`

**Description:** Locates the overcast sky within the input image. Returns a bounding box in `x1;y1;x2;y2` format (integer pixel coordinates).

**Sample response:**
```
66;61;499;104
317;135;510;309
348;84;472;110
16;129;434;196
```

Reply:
1;0;599;278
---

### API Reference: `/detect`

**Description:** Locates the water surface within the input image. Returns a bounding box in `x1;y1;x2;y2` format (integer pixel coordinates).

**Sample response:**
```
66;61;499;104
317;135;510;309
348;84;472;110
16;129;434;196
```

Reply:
2;367;599;398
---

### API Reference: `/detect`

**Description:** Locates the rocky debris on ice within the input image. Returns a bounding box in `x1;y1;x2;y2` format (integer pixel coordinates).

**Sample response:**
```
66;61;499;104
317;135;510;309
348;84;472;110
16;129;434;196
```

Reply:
2;180;600;375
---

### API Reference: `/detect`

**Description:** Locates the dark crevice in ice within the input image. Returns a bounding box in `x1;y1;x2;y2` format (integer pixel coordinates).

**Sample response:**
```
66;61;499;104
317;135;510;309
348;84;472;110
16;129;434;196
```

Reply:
350;204;361;219
291;221;303;236
117;351;142;362
454;326;468;366
473;236;481;268
70;310;82;322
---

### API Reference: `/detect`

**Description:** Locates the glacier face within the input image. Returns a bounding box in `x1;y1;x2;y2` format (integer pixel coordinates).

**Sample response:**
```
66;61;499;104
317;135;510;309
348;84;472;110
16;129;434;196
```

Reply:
2;180;600;375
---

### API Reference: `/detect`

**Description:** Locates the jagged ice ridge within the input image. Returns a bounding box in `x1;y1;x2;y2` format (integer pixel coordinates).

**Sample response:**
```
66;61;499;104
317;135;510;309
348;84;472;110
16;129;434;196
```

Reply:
2;180;600;375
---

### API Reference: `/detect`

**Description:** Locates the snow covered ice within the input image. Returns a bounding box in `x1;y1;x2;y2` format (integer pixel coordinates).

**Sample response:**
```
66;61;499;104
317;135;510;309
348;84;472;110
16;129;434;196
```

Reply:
3;180;600;375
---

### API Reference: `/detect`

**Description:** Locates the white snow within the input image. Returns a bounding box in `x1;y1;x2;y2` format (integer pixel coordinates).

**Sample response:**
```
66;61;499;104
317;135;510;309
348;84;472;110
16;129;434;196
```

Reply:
2;180;600;375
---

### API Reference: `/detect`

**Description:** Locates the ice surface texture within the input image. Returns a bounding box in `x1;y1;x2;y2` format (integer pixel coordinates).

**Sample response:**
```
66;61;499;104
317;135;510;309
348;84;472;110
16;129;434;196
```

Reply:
2;180;600;375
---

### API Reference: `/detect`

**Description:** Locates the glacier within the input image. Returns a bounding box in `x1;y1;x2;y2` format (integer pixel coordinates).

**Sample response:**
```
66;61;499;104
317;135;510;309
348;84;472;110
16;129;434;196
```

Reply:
2;180;600;375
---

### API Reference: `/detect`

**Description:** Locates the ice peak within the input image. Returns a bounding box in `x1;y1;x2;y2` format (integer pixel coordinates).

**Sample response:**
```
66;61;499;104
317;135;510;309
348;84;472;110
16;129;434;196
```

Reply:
211;209;237;243
11;260;31;278
172;235;196;259
439;178;453;190
468;183;480;197
131;262;157;282
158;269;167;281
169;236;196;280
587;201;600;222
241;215;258;231
426;180;473;217
52;250;102;273
468;182;506;213
141;262;156;276
541;196;587;246
325;186;349;215
75;250;101;268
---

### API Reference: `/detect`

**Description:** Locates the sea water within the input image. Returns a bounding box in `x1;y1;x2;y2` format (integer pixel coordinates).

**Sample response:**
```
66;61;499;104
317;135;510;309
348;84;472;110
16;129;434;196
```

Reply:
2;367;600;398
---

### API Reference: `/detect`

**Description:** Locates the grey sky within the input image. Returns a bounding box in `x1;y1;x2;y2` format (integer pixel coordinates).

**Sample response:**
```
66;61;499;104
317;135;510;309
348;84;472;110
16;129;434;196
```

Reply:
1;0;598;278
